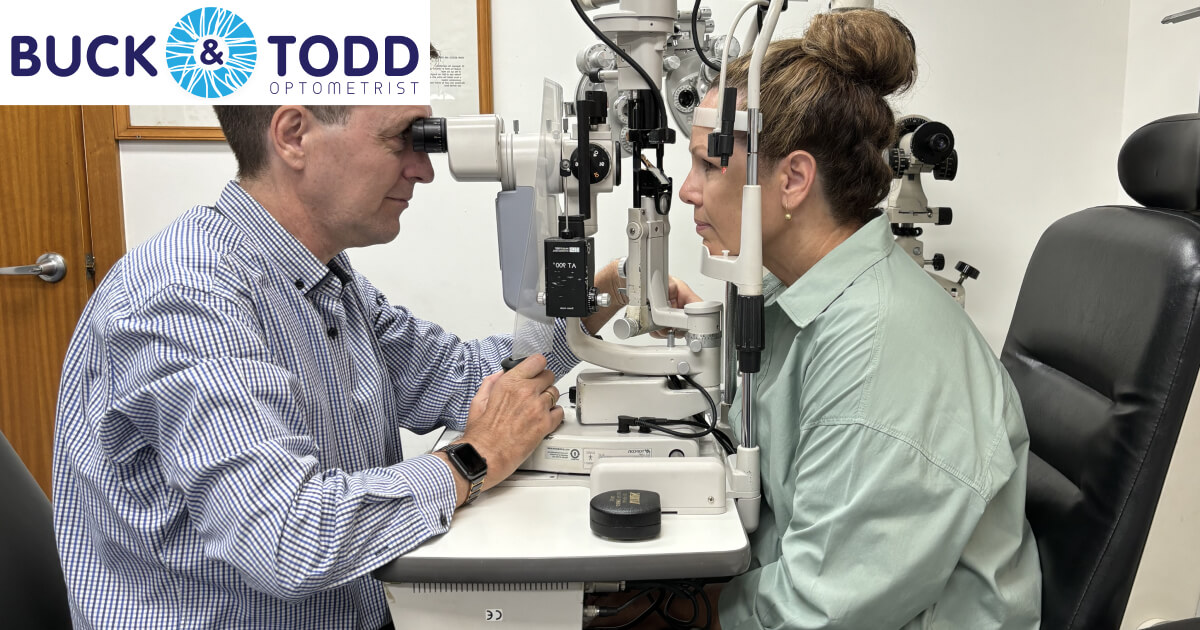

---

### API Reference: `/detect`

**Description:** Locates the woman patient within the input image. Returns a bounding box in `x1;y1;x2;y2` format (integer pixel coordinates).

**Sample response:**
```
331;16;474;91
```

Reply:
676;9;1042;630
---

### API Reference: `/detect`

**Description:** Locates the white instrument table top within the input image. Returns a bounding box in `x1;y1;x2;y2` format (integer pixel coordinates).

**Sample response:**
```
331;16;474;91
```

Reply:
374;483;750;583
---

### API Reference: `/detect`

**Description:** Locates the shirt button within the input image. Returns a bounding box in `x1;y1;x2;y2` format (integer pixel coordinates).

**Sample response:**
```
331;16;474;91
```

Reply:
294;279;305;290
327;327;338;339
439;513;448;527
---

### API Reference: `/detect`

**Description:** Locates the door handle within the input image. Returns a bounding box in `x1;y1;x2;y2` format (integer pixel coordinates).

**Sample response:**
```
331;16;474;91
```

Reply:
0;252;66;283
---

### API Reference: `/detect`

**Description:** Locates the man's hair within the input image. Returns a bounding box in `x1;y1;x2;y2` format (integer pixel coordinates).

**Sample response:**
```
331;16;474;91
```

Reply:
213;106;350;180
213;44;440;180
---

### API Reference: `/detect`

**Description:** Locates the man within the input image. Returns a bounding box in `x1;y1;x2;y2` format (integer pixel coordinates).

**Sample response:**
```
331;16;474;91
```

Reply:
52;103;674;628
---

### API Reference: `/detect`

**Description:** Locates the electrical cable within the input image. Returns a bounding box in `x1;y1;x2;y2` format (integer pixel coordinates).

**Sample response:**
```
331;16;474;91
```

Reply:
636;376;735;454
571;0;668;129
692;0;722;72
681;373;719;429
591;580;715;629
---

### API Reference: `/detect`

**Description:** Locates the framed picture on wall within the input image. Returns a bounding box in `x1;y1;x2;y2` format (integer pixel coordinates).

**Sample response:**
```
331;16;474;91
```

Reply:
113;106;224;140
432;0;494;115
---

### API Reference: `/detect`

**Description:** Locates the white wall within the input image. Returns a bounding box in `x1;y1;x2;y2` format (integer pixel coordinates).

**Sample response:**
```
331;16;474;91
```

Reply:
121;0;1134;356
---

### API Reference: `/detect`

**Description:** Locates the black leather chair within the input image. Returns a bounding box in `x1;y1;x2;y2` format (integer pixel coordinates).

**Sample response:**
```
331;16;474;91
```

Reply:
0;429;72;628
1001;114;1200;630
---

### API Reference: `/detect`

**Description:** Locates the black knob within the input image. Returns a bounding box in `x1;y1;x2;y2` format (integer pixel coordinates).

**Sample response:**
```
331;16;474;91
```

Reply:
930;253;945;271
568;386;578;405
955;261;980;281
933;150;958;181
910;121;954;165
559;159;573;178
888;147;909;178
570;144;612;184
936;207;953;226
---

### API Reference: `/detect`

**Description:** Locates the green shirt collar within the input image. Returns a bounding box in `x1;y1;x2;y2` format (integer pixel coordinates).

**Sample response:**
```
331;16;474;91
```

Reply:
771;214;895;328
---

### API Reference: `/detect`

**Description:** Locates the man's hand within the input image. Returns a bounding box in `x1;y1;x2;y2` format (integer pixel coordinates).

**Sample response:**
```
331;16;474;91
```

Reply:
455;354;563;497
583;259;706;335
650;275;704;339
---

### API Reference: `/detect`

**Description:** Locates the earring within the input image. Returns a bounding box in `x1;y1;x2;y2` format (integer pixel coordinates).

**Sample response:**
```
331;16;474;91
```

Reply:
784;204;793;221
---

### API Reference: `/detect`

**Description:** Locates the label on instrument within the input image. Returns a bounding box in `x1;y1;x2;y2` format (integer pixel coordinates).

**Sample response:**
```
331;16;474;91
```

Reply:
582;448;652;471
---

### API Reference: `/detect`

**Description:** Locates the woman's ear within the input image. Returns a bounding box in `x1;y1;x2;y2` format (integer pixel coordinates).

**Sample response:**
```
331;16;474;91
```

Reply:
779;149;818;211
269;106;311;172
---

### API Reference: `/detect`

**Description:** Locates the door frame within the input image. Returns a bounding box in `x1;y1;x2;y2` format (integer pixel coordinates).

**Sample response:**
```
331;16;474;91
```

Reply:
82;106;126;285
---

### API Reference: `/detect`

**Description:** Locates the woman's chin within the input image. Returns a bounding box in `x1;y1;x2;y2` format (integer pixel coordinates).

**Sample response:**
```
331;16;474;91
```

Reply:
703;240;738;256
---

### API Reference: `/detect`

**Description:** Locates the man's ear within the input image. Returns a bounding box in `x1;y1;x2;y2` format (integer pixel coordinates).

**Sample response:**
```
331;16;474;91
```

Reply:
778;149;818;211
269;106;310;172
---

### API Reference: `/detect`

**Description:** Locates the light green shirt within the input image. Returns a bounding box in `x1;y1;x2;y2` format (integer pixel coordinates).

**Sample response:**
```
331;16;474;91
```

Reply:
720;215;1042;630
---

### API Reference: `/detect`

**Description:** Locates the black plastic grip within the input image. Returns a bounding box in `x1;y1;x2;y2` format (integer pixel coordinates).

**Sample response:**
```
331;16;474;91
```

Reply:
736;294;765;374
500;356;521;372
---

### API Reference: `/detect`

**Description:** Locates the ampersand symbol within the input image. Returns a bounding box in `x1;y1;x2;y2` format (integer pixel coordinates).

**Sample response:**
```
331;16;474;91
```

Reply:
199;39;224;65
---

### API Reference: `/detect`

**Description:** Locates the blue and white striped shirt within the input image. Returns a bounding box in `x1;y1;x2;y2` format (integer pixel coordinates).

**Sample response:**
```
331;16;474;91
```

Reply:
53;181;579;629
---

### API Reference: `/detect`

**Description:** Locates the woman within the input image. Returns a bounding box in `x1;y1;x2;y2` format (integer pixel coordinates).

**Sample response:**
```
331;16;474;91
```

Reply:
680;10;1041;630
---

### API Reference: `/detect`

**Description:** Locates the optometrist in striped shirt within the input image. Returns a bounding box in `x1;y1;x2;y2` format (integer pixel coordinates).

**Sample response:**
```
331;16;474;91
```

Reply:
52;105;668;629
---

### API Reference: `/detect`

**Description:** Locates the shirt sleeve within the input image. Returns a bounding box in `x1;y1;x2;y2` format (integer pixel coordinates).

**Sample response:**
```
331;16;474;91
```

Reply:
360;278;580;433
719;422;988;630
108;284;459;601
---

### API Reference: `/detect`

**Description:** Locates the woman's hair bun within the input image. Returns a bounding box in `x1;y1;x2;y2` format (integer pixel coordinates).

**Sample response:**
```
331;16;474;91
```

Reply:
798;9;917;97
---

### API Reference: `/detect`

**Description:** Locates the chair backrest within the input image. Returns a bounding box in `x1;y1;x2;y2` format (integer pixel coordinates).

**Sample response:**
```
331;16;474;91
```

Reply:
1001;113;1200;630
0;429;72;628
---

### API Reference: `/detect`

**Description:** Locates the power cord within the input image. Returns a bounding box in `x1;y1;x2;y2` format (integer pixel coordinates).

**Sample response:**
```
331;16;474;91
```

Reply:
692;0;723;72
617;377;736;455
591;580;715;629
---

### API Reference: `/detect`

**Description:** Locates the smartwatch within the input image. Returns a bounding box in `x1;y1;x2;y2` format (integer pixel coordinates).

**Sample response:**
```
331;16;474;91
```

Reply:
438;442;487;505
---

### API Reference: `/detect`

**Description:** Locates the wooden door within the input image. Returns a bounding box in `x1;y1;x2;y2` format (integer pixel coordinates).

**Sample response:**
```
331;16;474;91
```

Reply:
0;107;124;495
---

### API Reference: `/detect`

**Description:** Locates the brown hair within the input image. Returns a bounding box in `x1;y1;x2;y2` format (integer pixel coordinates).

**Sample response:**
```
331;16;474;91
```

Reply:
214;44;441;180
724;10;917;226
213;105;350;180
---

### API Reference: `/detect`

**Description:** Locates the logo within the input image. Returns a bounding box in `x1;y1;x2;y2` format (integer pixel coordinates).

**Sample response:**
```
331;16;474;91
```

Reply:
165;7;256;98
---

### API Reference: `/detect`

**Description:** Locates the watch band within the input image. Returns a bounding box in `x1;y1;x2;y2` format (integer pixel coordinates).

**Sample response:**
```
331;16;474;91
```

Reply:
438;442;486;506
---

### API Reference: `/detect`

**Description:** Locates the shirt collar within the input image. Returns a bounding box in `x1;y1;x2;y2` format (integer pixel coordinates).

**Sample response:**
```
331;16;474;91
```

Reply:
773;213;895;328
214;181;354;296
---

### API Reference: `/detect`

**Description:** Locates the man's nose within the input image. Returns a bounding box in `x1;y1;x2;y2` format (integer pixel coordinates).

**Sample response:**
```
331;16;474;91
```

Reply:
406;150;435;184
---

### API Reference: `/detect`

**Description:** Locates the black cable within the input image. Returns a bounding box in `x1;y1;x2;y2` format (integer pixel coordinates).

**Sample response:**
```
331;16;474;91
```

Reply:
591;589;663;630
681;373;735;455
692;0;722;72
571;0;668;130
623;414;735;455
681;373;719;430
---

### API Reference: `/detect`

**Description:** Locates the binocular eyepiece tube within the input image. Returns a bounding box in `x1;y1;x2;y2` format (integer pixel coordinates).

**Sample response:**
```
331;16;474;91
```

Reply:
411;117;448;154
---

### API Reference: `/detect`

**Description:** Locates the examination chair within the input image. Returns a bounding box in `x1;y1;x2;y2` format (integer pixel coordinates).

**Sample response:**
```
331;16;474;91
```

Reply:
0;428;72;628
1001;113;1200;630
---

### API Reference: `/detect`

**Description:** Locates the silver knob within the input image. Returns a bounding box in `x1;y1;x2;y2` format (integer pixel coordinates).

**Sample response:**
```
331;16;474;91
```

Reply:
536;292;547;305
613;318;638;340
616;256;628;279
663;55;681;72
689;339;703;353
596;293;611;308
0;252;66;283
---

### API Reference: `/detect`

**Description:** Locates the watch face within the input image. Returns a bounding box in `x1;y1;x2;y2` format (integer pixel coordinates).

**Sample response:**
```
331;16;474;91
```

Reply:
451;443;487;479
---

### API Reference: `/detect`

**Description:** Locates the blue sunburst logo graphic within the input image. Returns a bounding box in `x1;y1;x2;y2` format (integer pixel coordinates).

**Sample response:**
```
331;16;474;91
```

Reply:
165;7;256;98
